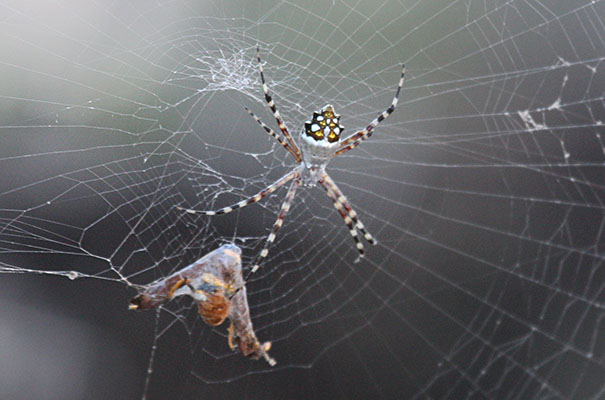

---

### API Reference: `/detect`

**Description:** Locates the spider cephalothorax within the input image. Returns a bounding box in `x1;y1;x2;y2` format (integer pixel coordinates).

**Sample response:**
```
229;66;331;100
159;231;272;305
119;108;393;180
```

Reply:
179;47;405;277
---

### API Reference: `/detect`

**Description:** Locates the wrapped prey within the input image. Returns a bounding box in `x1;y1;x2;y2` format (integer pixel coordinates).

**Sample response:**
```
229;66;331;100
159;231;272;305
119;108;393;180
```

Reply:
129;244;275;365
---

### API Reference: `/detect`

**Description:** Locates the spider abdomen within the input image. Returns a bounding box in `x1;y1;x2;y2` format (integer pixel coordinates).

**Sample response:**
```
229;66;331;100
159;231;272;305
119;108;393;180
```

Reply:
303;104;344;143
300;133;336;167
300;104;343;172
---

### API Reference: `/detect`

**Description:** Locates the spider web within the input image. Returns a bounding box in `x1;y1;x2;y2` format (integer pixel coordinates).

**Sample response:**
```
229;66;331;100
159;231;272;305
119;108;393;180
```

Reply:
1;0;604;399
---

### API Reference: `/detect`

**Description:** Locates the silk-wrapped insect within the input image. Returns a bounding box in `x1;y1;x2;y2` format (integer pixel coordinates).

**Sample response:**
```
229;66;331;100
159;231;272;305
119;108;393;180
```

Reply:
129;244;275;366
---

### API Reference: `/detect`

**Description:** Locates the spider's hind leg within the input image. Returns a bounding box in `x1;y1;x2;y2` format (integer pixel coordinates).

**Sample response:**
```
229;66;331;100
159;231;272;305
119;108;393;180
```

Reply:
244;107;301;162
255;46;301;158
335;63;406;157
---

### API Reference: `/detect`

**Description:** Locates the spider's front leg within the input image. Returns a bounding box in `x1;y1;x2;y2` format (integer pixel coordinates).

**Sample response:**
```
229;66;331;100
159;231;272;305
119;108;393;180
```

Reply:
247;174;301;279
177;168;302;280
176;169;298;216
319;172;375;261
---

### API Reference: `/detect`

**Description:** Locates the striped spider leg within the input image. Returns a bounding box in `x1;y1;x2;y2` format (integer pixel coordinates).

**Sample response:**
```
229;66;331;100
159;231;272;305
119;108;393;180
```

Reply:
318;171;375;261
334;64;406;157
129;244;276;365
179;47;405;279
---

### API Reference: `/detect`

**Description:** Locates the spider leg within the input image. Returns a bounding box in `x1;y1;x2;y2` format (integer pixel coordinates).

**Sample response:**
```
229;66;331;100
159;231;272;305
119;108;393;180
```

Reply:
319;177;366;259
177;170;297;216
247;175;301;279
244;107;302;162
334;63;405;157
319;172;375;245
256;46;301;158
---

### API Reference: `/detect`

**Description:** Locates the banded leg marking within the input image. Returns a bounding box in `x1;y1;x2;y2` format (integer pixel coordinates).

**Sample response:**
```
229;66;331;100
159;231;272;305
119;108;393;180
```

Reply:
244;107;301;162
319;176;366;258
256;46;301;158
321;172;375;245
177;170;297;216
335;64;405;157
247;175;301;280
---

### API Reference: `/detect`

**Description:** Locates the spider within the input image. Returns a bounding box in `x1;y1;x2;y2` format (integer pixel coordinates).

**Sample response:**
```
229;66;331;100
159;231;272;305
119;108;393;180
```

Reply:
179;48;405;278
